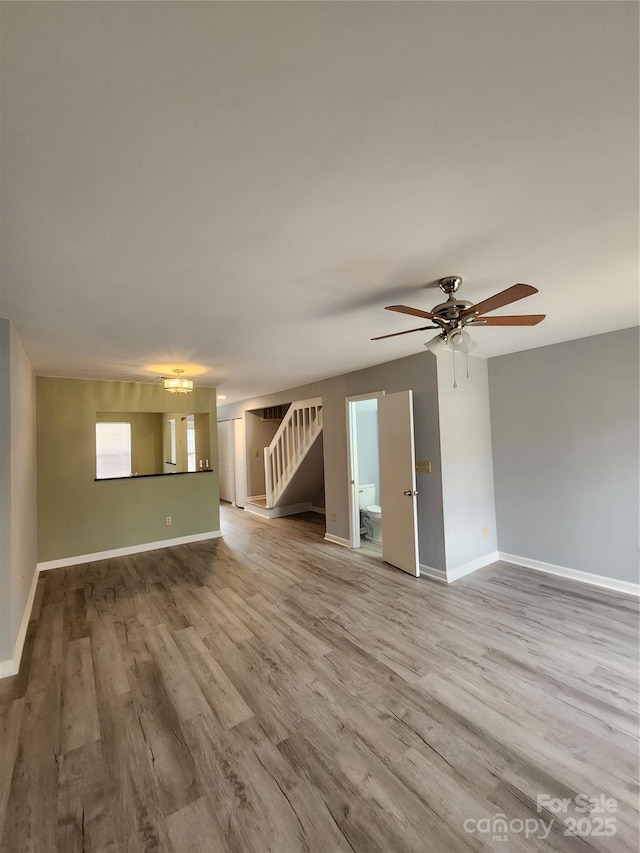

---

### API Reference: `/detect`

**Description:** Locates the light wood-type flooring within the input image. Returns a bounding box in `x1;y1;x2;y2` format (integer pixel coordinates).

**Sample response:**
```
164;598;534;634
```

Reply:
1;505;638;852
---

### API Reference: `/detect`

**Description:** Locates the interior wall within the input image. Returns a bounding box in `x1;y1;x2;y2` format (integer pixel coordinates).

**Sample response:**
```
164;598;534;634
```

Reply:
194;413;210;468
217;419;234;502
219;350;445;570
0;321;10;661
436;352;498;574
245;412;281;497
313;485;325;509
0;319;37;667
489;327;640;583
162;411;189;474
354;402;380;503
36;378;219;563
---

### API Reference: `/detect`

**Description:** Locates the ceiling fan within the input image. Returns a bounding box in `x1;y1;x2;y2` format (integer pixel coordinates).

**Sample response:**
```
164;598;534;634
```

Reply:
371;276;545;350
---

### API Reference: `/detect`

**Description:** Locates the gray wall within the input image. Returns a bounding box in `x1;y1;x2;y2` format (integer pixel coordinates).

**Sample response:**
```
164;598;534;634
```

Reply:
220;350;446;570
437;352;497;573
489;327;640;583
0;319;38;666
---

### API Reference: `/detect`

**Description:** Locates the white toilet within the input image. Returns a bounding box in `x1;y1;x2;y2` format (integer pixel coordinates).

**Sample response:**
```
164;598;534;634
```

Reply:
357;484;383;545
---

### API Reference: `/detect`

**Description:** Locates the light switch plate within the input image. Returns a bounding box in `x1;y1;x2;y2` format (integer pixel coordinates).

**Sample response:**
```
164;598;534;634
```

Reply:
416;461;431;473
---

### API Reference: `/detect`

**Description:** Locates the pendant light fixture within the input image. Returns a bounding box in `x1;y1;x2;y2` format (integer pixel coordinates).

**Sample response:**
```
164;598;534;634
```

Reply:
163;368;193;394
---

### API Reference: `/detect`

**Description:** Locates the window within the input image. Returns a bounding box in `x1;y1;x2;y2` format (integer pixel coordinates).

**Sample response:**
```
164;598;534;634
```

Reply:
96;422;132;479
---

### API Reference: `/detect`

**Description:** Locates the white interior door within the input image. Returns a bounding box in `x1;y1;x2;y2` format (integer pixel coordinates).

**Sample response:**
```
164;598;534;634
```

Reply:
217;420;234;503
233;418;247;508
378;390;420;576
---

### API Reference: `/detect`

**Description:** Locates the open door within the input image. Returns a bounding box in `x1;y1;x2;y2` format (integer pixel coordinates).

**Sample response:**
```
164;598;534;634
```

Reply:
378;390;420;576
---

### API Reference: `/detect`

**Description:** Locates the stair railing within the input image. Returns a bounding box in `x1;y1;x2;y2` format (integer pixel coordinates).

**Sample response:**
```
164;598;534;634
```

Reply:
264;397;323;507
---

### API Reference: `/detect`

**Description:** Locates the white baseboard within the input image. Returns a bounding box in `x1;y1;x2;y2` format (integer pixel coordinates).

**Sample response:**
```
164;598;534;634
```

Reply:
0;566;40;679
311;506;326;515
37;530;222;572
244;501;314;520
324;533;351;548
420;564;447;584
499;552;640;597
447;551;500;583
420;552;499;585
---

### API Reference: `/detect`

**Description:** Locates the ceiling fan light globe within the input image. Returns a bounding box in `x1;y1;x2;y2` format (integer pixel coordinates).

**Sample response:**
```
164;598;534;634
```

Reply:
424;334;447;353
448;329;473;353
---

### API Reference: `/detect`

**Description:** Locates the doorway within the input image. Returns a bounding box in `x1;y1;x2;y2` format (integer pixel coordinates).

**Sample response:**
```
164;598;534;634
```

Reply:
347;393;383;554
216;417;247;508
347;390;420;576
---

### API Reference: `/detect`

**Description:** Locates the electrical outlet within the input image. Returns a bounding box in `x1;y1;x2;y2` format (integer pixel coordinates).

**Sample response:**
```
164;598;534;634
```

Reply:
253;449;260;458
165;516;172;526
482;526;488;537
330;511;336;521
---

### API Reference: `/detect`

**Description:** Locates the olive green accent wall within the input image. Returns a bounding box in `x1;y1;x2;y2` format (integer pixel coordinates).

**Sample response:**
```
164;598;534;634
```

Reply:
36;377;219;562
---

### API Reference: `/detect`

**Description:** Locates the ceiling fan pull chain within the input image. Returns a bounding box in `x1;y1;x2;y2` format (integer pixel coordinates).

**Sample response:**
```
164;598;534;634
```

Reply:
452;347;457;389
465;347;470;380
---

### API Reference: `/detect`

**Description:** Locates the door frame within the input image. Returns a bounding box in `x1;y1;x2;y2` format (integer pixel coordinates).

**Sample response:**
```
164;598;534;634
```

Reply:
345;391;385;549
233;417;247;508
216;419;235;503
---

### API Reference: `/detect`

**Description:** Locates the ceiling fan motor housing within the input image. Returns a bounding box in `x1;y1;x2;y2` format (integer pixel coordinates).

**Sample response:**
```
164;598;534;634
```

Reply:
431;298;474;322
431;276;474;324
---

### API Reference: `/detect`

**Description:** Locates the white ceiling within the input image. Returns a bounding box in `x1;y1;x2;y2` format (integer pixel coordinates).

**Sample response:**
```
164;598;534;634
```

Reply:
1;2;638;403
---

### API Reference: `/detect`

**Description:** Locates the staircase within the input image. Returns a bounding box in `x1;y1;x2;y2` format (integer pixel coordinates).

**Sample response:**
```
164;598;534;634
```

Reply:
245;397;324;518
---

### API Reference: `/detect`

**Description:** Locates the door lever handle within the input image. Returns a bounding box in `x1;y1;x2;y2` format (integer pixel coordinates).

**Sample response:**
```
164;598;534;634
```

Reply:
404;490;418;496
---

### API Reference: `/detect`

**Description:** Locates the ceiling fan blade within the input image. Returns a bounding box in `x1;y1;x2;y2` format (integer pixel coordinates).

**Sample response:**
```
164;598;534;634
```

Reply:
461;284;538;318
469;314;546;326
385;304;438;320
371;325;438;341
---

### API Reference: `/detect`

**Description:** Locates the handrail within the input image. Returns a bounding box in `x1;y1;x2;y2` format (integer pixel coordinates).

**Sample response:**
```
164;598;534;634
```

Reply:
264;397;323;507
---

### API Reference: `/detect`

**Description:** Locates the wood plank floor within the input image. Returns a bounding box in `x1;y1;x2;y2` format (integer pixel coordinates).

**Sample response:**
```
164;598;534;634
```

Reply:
1;505;638;852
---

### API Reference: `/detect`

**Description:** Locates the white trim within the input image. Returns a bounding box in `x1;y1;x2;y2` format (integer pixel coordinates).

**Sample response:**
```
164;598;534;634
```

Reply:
446;551;500;583
310;506;326;515
324;532;351;548
0;659;17;679
345;391;386;403
499;552;640;597
345;390;385;550
244;501;314;520
420;564;447;584
37;530;222;572
0;566;40;679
